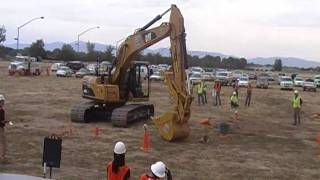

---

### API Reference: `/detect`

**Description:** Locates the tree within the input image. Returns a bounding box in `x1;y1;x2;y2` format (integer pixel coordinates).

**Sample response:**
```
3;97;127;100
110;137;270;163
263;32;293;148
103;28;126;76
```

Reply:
29;39;46;58
274;58;282;71
46;48;62;59
103;45;115;61
60;44;76;61
86;41;95;54
0;25;6;44
86;41;97;61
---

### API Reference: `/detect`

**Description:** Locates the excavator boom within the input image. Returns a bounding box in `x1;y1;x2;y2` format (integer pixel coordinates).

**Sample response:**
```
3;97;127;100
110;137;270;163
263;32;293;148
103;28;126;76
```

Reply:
110;5;192;141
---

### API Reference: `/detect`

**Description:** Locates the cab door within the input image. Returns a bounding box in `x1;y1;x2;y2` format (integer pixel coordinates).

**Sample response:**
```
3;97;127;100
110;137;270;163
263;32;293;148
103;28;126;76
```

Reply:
127;63;150;102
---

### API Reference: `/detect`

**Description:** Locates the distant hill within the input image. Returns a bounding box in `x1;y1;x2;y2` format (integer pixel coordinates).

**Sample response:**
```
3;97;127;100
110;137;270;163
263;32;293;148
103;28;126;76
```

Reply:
5;41;108;52
143;48;320;68
143;47;230;58
4;42;320;68
247;57;320;68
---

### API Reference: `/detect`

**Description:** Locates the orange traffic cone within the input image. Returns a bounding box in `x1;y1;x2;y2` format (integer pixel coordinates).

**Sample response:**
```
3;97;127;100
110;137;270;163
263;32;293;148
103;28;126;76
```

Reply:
198;118;212;143
140;124;150;151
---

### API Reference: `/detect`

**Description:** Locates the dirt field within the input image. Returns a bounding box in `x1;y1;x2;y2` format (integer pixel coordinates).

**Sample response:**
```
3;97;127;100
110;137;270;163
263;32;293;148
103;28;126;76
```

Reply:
1;61;320;180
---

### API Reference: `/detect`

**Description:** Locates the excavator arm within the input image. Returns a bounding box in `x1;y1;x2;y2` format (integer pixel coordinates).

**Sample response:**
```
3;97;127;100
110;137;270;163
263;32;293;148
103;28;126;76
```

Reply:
110;5;193;141
153;5;193;141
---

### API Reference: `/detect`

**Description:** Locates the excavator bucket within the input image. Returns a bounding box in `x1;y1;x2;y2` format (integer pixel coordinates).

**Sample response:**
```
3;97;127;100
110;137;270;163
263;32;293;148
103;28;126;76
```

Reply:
153;111;190;141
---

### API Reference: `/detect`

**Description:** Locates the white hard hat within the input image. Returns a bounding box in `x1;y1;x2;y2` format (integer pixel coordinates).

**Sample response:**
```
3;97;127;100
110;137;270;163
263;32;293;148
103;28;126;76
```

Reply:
0;94;5;101
294;90;299;94
233;92;236;95
114;141;126;154
151;161;166;178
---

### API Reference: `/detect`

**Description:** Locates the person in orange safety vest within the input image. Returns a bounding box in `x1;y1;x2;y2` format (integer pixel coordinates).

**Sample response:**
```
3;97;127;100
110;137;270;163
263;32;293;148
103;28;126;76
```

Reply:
139;161;172;180
106;141;130;180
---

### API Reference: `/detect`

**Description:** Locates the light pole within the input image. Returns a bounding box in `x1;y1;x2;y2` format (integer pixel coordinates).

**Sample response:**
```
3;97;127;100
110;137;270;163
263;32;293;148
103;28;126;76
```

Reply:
15;16;44;50
77;26;100;52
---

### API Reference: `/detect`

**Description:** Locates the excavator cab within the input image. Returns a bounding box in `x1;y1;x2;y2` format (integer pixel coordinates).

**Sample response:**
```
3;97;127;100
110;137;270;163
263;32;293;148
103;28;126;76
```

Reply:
126;61;150;101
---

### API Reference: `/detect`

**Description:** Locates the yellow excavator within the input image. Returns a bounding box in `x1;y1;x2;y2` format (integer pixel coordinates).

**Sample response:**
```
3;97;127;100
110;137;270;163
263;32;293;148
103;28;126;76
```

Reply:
71;4;192;141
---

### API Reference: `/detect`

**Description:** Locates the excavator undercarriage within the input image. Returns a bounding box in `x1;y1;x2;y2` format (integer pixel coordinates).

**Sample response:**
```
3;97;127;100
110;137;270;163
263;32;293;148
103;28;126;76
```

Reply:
71;101;154;127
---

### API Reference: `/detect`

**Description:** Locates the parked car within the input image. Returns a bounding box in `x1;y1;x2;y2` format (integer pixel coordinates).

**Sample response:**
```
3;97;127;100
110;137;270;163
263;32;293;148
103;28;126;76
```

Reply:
190;67;204;74
238;77;249;87
256;76;269;89
278;73;286;78
75;68;91;78
201;72;215;81
86;63;97;75
267;76;275;82
248;72;257;80
232;71;243;80
56;66;73;77
50;63;63;72
314;75;320;87
216;71;231;86
150;71;163;81
280;76;293;90
66;61;85;72
303;79;317;92
98;61;112;74
8;61;41;76
190;73;202;85
293;77;304;87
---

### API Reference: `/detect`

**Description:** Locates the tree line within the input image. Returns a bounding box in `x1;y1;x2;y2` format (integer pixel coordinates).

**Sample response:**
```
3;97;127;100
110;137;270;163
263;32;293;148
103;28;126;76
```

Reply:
0;39;249;69
3;25;317;71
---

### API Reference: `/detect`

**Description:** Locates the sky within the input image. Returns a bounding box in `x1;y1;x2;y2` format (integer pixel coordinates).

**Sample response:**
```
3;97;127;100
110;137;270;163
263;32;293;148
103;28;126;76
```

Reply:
1;0;320;61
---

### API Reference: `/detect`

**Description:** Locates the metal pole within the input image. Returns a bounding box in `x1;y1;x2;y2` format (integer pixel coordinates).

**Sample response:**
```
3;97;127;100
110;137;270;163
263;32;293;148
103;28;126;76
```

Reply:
16;16;44;51
17;28;20;50
49;167;52;178
77;26;100;52
77;35;80;52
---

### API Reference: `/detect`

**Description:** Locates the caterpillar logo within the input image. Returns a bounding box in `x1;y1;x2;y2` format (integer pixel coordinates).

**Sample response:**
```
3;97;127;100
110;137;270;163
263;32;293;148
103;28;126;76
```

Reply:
144;32;156;43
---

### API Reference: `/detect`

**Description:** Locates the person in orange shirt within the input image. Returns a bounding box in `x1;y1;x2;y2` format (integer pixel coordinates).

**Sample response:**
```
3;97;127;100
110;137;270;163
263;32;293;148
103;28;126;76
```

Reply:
106;141;130;180
213;80;222;106
139;161;172;180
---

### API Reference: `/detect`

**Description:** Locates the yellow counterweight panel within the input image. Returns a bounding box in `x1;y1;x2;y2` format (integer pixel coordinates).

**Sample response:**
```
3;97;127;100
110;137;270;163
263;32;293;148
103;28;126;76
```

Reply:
91;83;106;100
105;85;120;102
84;76;120;102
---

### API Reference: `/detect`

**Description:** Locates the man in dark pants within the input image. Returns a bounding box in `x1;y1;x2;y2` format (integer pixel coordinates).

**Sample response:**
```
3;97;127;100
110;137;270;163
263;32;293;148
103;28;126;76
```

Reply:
233;80;239;97
245;82;252;106
213;80;222;106
0;94;7;163
202;81;208;104
195;82;205;105
292;90;303;125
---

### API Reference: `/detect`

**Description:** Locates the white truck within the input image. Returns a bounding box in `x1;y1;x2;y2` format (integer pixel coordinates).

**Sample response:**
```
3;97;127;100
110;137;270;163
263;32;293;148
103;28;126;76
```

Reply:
8;56;41;76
